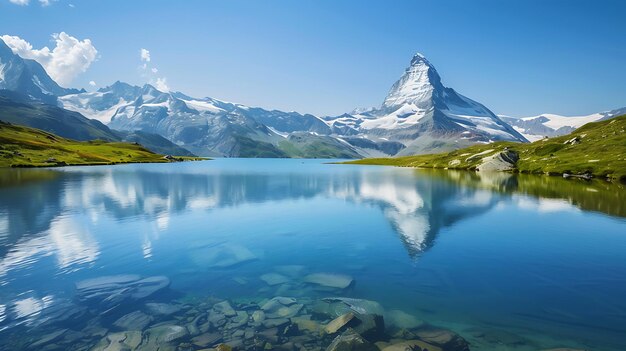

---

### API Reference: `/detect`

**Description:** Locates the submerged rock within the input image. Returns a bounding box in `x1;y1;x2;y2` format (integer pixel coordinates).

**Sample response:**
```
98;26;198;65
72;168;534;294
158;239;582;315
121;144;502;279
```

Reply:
304;273;354;289
260;273;290;286
213;301;237;317
191;243;258;268
75;275;170;312
382;340;442;351
145;303;182;316
29;329;67;348
226;311;248;329
274;265;306;277
261;297;303;319
262;318;290;329
415;328;470;351
325;312;358;334
351;313;385;341
142;324;188;348
321;298;384;316
252;310;266;323
292;315;323;333
192;332;223;347
384;310;423;329
113;311;153;331
326;328;377;351
92;331;142;351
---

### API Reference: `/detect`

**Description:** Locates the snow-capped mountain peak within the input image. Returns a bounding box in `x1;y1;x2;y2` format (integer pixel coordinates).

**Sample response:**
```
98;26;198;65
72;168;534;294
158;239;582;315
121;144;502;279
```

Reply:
0;38;82;104
323;52;527;154
381;52;443;111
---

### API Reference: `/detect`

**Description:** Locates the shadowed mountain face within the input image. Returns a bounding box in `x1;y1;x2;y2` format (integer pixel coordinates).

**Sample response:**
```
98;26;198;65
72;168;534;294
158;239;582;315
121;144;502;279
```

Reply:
0;40;83;104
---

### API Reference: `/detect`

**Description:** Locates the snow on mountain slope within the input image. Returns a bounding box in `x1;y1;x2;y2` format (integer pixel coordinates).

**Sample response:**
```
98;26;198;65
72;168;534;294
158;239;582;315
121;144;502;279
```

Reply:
323;53;526;155
0;38;82;104
500;107;626;142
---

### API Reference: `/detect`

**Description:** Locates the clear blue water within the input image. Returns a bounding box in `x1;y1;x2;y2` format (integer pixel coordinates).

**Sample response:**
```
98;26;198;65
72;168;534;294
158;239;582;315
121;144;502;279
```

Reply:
0;159;625;351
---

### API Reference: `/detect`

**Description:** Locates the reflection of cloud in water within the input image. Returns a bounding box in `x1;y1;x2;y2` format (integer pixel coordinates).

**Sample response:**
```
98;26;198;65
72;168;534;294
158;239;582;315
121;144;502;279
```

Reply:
49;217;99;270
13;296;54;320
0;216;98;279
513;196;578;213
142;236;153;259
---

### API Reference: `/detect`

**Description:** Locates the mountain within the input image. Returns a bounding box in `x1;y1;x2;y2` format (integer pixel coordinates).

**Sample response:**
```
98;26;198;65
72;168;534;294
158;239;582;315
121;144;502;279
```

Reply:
112;130;196;157
500;107;626;142
324;53;528;155
0;90;119;141
347;114;626;181
60;83;352;157
60;54;526;158
0;38;83;104
0;90;195;156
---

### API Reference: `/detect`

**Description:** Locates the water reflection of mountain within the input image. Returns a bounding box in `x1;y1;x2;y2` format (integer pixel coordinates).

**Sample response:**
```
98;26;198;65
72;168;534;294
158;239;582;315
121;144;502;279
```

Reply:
333;171;500;256
1;162;623;275
0;164;505;268
430;169;626;218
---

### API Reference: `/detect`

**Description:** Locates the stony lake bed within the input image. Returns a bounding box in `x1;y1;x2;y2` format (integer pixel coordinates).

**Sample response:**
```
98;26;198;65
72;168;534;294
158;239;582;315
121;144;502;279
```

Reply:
0;159;625;351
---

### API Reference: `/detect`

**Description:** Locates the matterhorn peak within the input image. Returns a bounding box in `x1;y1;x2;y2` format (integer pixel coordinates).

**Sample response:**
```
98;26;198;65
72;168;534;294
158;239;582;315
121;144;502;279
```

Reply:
381;52;443;110
410;52;431;65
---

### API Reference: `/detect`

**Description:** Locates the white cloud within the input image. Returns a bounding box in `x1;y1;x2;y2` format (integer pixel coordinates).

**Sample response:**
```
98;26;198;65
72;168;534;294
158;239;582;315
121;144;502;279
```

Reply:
88;80;96;87
8;0;56;6
0;32;97;86
140;48;151;62
155;77;169;92
139;47;169;92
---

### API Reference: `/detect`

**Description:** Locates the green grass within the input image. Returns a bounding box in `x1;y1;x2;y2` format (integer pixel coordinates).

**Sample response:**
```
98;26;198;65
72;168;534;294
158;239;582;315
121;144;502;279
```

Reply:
0;121;205;168
344;115;626;181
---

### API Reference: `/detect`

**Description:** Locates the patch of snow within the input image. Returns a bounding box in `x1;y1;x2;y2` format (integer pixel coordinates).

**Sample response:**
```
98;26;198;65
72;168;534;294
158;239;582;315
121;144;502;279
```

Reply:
183;99;225;114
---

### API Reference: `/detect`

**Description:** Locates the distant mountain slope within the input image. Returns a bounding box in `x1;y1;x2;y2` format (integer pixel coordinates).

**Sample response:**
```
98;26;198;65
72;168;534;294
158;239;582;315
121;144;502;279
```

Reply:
0;121;178;167
61;82;345;157
0;90;118;141
347;114;626;181
0;90;195;156
501;107;626;141
0;38;82;104
324;53;528;155
113;130;195;157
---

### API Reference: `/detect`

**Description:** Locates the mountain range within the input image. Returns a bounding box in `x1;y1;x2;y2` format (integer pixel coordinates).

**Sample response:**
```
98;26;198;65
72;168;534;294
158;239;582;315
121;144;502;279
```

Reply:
1;37;622;158
500;107;626;142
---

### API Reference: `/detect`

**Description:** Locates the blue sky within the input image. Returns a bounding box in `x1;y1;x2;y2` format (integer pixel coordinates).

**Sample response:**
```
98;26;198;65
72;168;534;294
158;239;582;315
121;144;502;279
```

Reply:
1;0;625;116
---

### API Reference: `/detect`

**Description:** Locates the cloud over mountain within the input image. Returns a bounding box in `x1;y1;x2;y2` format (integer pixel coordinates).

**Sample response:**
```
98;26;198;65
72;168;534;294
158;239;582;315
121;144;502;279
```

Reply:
0;32;97;86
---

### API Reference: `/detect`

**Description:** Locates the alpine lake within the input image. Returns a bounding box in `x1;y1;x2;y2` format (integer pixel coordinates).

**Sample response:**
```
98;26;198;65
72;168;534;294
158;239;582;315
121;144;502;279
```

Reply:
0;159;625;351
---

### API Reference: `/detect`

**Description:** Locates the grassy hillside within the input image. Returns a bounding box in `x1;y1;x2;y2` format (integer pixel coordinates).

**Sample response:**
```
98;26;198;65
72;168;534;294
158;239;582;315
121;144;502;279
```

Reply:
0;121;200;167
345;115;626;181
